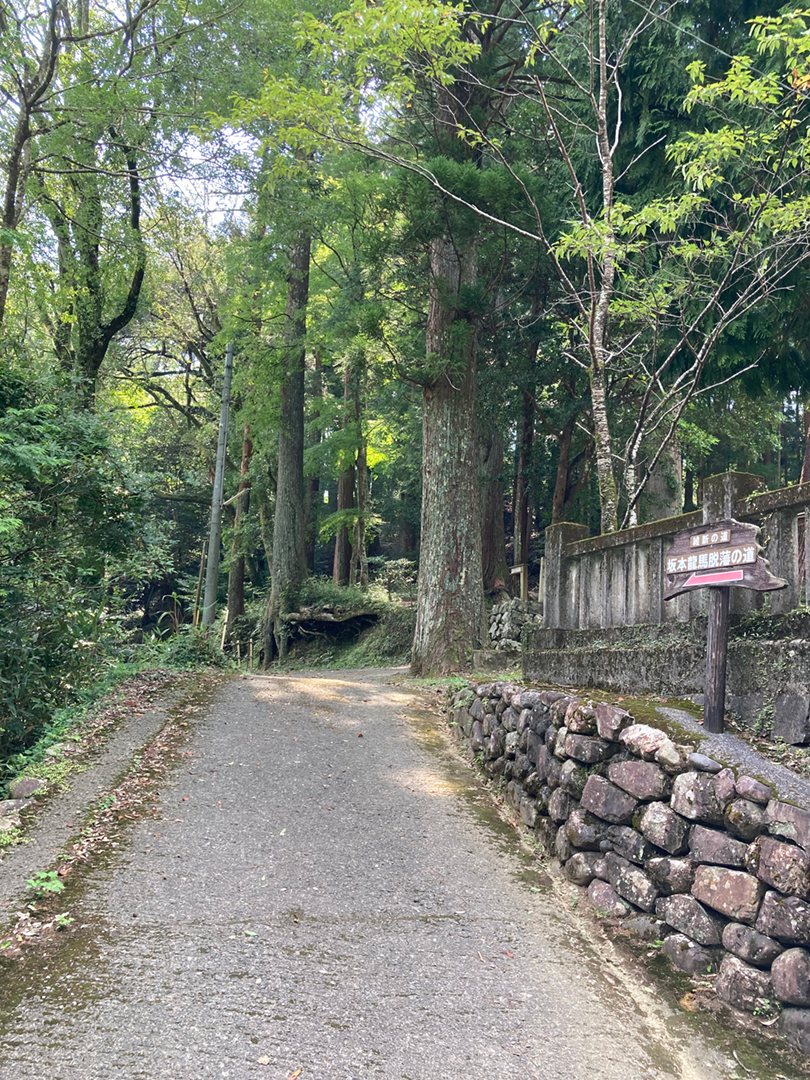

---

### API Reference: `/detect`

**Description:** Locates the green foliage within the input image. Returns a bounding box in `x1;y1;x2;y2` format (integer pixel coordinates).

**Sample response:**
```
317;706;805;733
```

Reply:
0;374;141;757
26;870;64;897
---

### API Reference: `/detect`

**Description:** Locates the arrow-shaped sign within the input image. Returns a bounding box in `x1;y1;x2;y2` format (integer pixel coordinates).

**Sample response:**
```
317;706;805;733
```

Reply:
682;568;744;588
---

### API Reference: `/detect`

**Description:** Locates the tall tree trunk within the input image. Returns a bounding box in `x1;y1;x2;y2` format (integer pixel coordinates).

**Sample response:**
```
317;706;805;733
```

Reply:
304;351;323;571
226;425;253;633
480;424;510;595
513;389;535;570
333;365;355;585
350;439;370;590
551;416;574;525
802;396;810;484
263;231;310;663
411;236;485;675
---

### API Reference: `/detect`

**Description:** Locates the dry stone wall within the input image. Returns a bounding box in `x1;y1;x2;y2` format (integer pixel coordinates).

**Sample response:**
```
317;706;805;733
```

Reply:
448;680;810;1056
488;598;543;652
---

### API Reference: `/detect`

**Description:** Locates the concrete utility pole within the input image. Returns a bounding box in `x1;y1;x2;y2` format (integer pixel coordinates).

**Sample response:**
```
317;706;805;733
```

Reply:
202;343;234;628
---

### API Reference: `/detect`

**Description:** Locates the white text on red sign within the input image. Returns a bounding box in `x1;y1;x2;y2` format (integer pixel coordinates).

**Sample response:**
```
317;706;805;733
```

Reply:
667;545;756;575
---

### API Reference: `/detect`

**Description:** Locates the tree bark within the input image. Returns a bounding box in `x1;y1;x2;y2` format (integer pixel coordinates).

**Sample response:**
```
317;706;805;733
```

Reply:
350;439;370;590
333;365;355;585
802;396;810;484
226;425;253;632
480;424;510;595
411;236;485;675
263;231;310;662
304;351;323;571
551;416;574;526
513;389;535;569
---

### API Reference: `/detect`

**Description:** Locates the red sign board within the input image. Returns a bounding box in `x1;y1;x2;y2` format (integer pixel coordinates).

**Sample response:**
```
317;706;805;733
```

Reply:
663;518;785;601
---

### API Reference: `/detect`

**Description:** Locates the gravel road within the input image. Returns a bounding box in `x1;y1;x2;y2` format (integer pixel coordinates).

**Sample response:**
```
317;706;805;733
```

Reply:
0;669;797;1080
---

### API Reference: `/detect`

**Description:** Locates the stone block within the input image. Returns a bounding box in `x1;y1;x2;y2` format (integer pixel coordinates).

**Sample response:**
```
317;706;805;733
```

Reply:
564;733;615;764
688;753;723;773
595;703;633;742
505;731;519;758
587;879;633;918
637;802;690;855
656;893;725;946
580;775;638;825
692;866;764;924
0;798;33;816
516;690;546;709
622;914;667;942
549;787;577;824
606;853;658;911
471;721;486;753
663;933;721;974
722;922;783;968
513;752;532;781
646;857;696;896
768;800;810;854
528;709;551;736
655;741;691;774
606;825;654;865
565;851;603;886
519;796;538;829
535;745;551;782
555;825;574;864
756;836;810;900
559;759;588;799
550;698;572;724
689;825;747;869
565;808;609;851
715;955;774;1014
8;778;44;800
715;768;736;805
756;891;810;945
553;726;569;760
607;760;670;801
619;724;670;760
526;730;543;767
735;775;773;805
671;771;726;826
772;948;810;1006
523;771;542;797
781;1008;810;1055
470;697;486;722
502;705;521;732
724;798;768;842
546;758;563;790
566;703;597;735
772;694;810;745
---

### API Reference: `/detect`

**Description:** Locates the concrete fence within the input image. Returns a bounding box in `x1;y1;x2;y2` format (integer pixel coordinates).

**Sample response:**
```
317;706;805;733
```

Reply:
543;473;810;631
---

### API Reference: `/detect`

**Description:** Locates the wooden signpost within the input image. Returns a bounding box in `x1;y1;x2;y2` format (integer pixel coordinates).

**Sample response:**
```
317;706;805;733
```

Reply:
663;519;785;734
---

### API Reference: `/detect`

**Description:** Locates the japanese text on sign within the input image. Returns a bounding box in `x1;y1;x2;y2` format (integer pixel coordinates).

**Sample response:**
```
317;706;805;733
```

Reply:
667;545;756;575
690;530;730;548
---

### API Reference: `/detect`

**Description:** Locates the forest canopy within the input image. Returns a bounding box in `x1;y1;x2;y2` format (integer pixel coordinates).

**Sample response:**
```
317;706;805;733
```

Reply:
3;0;810;753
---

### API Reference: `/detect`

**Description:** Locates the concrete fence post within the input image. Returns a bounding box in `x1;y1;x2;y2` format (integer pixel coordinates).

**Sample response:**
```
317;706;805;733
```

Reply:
543;522;589;628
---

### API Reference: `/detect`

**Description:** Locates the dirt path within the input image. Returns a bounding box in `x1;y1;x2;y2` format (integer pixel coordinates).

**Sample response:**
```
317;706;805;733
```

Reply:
0;669;800;1079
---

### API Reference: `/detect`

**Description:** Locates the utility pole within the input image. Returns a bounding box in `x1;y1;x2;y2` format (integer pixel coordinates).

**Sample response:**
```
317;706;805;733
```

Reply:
202;343;234;628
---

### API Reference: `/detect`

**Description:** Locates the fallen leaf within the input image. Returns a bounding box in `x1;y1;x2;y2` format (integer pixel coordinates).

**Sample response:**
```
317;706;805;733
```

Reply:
680;992;698;1012
358;733;364;738
257;1056;270;1065
287;1070;303;1080
505;949;514;958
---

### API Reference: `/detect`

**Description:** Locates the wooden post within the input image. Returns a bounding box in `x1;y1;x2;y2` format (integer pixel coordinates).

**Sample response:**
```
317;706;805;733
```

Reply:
705;586;730;734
